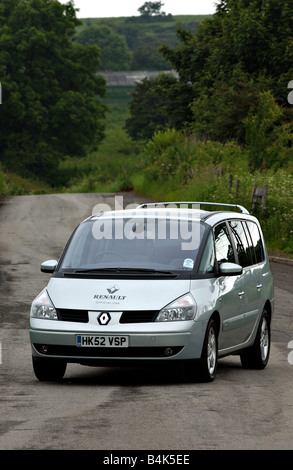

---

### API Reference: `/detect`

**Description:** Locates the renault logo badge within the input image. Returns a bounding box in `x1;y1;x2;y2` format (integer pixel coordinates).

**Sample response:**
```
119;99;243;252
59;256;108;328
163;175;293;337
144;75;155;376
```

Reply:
98;312;111;325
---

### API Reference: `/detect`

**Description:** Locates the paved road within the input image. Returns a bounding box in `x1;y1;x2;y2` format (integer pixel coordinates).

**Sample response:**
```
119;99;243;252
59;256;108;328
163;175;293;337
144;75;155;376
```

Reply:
0;194;293;450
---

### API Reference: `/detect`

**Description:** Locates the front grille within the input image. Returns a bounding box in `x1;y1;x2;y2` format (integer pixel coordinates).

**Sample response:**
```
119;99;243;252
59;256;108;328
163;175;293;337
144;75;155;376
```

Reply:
119;311;158;323
56;309;158;323
56;309;88;323
33;344;183;358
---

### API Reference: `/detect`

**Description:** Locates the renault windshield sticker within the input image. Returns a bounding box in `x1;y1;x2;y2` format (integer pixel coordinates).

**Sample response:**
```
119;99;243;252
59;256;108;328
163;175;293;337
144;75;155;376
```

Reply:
183;258;194;269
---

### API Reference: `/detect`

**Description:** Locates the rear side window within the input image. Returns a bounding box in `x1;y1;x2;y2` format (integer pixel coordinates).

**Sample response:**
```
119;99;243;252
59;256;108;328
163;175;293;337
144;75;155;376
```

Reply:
229;220;265;267
246;221;264;263
214;222;236;266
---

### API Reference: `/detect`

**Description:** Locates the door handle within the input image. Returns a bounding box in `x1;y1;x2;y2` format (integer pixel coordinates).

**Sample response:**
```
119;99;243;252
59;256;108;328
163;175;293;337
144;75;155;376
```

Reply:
238;291;245;297
256;284;263;290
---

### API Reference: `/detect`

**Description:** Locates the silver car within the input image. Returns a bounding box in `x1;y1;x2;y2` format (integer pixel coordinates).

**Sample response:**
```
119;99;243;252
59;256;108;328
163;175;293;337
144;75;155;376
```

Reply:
30;202;274;382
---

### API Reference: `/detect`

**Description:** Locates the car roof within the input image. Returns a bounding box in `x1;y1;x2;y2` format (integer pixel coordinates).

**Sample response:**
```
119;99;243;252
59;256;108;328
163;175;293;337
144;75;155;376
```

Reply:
89;201;257;226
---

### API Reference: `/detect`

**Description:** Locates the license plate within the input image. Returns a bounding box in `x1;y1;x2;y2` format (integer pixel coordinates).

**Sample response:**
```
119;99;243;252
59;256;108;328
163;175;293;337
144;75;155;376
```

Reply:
76;335;128;348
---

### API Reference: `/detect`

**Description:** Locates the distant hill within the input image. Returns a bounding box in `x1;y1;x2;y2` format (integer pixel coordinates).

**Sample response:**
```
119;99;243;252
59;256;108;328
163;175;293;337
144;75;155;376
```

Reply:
74;15;211;72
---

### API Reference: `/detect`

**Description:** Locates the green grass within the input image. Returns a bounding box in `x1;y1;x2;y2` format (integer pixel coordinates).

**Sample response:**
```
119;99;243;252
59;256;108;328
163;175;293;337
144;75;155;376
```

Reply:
60;104;143;193
2;171;52;195
104;87;135;105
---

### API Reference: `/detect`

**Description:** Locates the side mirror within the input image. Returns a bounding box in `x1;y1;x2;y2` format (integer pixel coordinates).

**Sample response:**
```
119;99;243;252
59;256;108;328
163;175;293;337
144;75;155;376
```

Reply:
41;260;58;273
219;262;243;276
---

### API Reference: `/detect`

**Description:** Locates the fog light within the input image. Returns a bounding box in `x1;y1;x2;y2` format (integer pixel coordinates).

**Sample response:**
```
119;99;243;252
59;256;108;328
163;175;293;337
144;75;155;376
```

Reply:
40;345;48;354
164;347;173;356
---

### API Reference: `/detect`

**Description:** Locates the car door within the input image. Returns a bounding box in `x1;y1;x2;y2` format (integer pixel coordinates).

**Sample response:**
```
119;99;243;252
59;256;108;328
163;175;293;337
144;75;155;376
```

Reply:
214;222;248;350
227;219;262;341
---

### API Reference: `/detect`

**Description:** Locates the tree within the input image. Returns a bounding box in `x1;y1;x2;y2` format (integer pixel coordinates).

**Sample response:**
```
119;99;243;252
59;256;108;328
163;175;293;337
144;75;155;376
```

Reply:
138;2;166;17
125;73;191;140
157;0;293;140
131;45;170;70
125;76;170;140
74;25;132;71
0;0;106;181
244;91;293;170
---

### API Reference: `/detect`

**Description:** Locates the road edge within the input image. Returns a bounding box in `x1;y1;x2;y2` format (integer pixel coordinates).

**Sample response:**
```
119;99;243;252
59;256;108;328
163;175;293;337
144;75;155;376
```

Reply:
269;255;293;266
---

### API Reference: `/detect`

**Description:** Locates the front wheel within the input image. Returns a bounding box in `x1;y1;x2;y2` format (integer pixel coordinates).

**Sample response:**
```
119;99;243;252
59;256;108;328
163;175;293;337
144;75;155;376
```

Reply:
240;309;271;369
32;356;67;381
198;318;218;381
187;318;218;382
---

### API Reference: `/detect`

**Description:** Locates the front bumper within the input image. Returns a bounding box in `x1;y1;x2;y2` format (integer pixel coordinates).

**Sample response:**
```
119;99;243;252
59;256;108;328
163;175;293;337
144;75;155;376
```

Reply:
29;318;207;365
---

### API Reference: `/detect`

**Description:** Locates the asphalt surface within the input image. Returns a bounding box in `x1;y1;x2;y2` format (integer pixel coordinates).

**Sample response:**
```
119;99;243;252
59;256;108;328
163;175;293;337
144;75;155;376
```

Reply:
0;193;293;451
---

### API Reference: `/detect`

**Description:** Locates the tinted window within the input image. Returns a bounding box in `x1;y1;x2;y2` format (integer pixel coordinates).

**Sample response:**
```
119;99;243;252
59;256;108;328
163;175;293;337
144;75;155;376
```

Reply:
246;221;264;263
214;222;235;265
228;220;252;267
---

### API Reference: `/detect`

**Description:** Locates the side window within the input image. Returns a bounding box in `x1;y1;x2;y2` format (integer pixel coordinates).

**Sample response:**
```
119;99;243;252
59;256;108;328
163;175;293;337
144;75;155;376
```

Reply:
228;220;252;267
246;221;264;263
214;222;236;266
199;232;216;274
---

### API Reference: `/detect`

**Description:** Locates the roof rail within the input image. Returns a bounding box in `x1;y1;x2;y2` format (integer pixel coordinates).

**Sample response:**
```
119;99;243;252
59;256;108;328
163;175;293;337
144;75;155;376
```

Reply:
137;201;249;214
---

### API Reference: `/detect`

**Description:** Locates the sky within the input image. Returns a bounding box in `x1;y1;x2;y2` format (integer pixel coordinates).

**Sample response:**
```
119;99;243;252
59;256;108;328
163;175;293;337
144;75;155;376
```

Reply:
59;0;218;18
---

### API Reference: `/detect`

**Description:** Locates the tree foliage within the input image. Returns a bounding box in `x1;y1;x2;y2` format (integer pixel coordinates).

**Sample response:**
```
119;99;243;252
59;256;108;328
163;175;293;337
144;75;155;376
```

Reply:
74;24;132;71
128;0;293;169
131;45;170;70
0;0;106;181
125;75;171;140
244;91;293;170
125;73;191;140
138;2;166;17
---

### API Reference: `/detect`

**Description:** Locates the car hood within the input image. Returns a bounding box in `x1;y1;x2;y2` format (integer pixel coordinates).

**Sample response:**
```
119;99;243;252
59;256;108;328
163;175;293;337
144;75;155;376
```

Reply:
46;277;191;311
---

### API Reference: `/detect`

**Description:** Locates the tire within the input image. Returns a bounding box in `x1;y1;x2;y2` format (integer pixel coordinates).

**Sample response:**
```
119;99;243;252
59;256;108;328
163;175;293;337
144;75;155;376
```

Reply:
186;319;218;382
32;356;67;381
197;318;218;382
240;309;270;369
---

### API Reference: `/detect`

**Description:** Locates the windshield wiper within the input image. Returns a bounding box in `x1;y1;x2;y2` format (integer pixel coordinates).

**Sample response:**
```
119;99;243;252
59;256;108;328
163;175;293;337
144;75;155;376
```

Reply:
74;267;120;273
113;267;174;275
73;267;174;275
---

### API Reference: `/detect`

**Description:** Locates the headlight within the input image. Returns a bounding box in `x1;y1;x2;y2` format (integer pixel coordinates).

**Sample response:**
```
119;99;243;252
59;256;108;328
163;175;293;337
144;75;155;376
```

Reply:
156;293;197;322
30;289;58;320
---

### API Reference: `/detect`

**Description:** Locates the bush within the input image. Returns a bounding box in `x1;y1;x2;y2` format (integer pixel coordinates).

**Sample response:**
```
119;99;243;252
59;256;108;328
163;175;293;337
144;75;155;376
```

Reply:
133;128;293;253
141;129;248;183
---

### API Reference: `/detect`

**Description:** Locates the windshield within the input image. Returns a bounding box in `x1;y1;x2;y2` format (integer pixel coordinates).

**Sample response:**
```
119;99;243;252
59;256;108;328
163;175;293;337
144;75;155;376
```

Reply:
59;216;205;273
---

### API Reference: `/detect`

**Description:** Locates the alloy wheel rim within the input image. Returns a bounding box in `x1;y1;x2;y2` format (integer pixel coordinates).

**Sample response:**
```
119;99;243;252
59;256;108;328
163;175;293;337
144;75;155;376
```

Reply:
207;327;217;375
260;317;269;361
